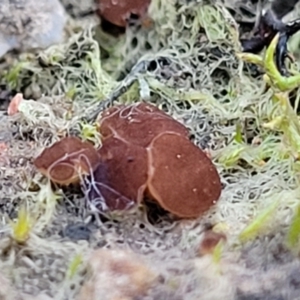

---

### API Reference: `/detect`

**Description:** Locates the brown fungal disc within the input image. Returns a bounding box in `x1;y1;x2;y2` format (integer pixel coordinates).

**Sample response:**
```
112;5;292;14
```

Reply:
34;136;100;186
198;230;227;256
96;0;151;28
98;102;189;148
84;136;148;211
147;132;222;218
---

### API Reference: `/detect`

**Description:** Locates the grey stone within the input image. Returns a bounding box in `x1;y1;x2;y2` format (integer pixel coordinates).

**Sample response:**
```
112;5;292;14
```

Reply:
0;0;67;57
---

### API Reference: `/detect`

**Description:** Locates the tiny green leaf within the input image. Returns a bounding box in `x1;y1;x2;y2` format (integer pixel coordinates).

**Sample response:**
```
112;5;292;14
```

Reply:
66;253;83;280
286;204;300;249
212;240;223;264
239;200;279;242
234;122;243;144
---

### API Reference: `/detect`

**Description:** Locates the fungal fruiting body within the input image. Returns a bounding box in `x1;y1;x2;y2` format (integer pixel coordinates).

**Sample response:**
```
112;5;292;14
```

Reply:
84;136;148;211
87;102;222;218
98;102;189;147
198;230;227;256
33;102;222;218
96;0;151;28
34;136;100;186
146;132;221;218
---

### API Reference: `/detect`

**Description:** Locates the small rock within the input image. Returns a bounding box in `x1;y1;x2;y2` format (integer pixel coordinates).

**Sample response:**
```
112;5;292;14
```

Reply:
0;0;67;57
78;249;157;300
61;222;92;241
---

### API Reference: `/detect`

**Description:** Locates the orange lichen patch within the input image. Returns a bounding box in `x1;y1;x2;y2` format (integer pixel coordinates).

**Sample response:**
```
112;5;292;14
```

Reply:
7;93;23;116
34;136;100;185
98;102;189;148
84;136;148;211
0;143;9;166
96;0;151;28
147;132;222;218
198;230;227;256
0;142;8;154
141;16;154;29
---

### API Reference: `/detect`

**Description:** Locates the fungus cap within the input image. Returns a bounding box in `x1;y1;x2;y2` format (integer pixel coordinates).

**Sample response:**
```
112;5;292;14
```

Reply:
34;136;100;185
198;230;227;256
98;102;189;148
96;0;151;28
147;132;222;218
84;136;148;211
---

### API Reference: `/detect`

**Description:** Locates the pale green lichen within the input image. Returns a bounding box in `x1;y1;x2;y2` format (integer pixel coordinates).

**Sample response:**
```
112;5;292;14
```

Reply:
4;26;117;104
